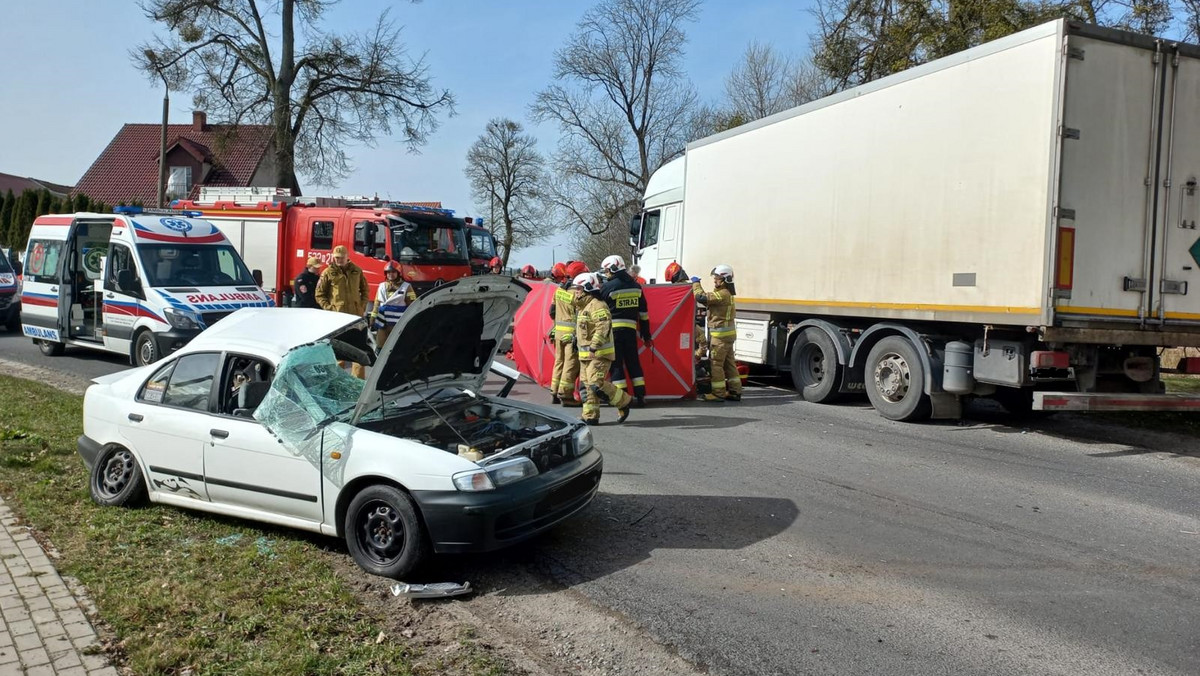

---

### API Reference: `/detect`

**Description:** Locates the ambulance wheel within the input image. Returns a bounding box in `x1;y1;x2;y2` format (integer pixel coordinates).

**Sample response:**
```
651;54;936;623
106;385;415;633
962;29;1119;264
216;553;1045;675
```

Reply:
133;331;159;366
5;313;18;332
864;336;931;422
37;339;64;357
790;327;843;403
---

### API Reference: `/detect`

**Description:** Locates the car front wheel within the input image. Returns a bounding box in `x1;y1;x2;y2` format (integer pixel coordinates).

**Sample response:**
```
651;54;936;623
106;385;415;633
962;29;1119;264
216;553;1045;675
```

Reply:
89;446;147;507
344;485;429;579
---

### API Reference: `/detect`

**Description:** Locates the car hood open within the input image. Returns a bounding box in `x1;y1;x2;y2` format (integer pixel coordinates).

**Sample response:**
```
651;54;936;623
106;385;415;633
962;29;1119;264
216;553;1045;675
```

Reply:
350;276;528;424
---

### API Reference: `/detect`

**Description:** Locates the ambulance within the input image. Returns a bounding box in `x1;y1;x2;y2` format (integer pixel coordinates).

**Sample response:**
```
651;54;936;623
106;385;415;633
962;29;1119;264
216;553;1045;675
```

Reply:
21;207;273;365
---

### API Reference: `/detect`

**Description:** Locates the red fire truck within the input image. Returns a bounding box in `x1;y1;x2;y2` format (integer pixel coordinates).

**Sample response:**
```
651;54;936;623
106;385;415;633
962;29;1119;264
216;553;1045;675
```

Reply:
174;188;472;306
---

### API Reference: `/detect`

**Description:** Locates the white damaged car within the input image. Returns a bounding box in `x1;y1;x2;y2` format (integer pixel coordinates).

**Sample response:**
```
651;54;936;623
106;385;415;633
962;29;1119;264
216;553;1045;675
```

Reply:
78;276;602;578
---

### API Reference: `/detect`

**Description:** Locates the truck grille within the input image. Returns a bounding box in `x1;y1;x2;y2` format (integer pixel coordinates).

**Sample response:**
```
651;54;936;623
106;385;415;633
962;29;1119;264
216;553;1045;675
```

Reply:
201;311;234;328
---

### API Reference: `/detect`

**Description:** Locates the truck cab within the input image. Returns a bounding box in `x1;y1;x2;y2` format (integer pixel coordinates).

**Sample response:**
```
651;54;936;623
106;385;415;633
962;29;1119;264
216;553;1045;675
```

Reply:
21;207;271;365
464;218;498;275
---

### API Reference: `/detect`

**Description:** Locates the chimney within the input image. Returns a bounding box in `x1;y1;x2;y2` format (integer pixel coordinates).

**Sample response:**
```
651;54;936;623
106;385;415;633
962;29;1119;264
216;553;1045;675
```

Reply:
192;111;207;131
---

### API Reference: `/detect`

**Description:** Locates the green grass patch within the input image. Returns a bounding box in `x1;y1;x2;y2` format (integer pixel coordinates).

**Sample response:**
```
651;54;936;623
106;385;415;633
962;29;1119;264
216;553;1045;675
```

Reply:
0;376;508;675
1093;374;1200;437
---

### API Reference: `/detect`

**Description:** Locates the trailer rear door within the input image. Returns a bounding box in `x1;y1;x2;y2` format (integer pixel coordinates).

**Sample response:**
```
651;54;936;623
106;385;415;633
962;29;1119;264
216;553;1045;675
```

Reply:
1150;44;1200;324
1055;33;1163;323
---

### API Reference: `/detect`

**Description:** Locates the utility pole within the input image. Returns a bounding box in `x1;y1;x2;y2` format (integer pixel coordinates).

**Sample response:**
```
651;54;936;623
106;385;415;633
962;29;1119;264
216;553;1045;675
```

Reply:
146;50;169;208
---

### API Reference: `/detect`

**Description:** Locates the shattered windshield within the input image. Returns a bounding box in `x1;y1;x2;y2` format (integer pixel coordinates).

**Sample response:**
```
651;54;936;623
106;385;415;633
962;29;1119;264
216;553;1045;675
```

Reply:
256;342;363;430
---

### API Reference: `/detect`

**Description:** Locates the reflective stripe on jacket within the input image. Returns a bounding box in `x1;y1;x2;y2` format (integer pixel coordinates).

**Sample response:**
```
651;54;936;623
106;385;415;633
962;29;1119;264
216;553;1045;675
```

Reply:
576;297;615;360
374;280;416;327
550;285;577;341
601;272;651;340
694;283;736;342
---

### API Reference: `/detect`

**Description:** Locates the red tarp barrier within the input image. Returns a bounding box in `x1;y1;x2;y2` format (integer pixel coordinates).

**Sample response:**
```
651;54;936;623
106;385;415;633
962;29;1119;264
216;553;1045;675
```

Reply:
511;281;696;399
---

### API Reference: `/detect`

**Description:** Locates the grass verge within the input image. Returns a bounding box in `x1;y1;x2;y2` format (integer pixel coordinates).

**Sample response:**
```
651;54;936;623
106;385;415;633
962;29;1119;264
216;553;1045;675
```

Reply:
0;376;511;676
1094;374;1200;437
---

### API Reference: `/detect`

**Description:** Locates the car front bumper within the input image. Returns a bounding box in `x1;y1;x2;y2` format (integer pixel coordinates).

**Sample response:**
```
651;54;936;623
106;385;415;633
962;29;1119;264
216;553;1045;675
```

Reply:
153;327;202;356
411;448;603;554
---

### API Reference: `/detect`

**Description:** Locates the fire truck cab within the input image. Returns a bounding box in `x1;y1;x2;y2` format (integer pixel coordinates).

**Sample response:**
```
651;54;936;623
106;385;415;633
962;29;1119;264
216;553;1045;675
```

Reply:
175;188;473;305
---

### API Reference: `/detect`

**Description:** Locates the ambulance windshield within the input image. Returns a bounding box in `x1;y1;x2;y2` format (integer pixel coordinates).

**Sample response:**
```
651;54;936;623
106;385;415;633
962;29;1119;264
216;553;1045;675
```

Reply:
389;215;469;265
138;245;256;287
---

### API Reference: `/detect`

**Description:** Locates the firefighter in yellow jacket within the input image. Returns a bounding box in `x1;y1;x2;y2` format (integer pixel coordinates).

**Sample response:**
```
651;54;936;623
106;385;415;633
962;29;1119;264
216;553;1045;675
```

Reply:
574;272;632;425
548;261;583;407
316;245;370;378
693;264;742;402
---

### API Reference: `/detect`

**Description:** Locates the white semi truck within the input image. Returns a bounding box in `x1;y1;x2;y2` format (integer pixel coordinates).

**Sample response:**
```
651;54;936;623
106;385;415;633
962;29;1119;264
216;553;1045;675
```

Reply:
632;19;1200;421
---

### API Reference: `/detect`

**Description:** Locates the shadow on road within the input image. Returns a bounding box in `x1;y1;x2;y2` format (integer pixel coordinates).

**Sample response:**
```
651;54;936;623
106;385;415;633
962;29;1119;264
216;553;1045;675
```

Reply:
421;492;799;592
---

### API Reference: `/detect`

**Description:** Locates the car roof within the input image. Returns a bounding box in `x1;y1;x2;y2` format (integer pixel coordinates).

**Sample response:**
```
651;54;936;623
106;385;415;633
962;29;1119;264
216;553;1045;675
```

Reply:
178;308;358;360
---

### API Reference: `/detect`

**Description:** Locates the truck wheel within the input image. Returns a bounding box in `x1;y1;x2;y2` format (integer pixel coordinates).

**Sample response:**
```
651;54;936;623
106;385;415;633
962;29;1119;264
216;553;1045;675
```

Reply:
865;336;931;422
790;327;843;403
89;446;147;507
133;331;159;366
344;485;429;579
37;339;64;357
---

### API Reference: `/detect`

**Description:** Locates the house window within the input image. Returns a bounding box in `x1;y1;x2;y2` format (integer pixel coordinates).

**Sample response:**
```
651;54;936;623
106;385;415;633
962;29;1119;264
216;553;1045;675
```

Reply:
167;166;192;199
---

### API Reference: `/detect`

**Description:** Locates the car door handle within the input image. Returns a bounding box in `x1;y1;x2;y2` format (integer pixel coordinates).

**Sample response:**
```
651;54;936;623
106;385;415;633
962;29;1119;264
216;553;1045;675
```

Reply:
49;286;58;292
106;292;115;299
210;429;229;439
127;413;143;422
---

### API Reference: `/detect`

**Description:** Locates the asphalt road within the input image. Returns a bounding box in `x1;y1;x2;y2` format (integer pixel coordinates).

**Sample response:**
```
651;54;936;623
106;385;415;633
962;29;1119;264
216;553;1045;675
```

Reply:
4;328;1198;675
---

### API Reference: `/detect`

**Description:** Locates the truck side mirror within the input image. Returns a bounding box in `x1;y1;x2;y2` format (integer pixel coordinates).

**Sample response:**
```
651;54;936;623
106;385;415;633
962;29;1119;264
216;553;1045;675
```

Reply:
628;214;642;237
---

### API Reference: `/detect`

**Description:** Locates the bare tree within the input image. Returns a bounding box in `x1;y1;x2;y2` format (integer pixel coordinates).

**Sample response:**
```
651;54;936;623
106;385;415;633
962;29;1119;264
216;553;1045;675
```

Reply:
464;118;552;267
134;0;454;192
532;0;701;241
724;42;832;125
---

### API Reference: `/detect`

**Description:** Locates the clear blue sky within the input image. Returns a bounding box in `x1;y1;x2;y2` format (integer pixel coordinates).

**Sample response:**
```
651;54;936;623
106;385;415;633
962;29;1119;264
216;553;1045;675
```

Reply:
0;1;816;267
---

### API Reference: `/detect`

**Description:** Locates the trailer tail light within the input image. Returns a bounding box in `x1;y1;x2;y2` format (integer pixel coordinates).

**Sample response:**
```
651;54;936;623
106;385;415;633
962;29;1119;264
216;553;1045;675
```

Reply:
1031;350;1069;369
1055;226;1075;290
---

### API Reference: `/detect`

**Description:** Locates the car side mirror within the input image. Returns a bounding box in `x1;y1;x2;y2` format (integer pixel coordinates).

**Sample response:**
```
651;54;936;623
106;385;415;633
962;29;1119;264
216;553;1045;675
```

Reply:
252;269;264;287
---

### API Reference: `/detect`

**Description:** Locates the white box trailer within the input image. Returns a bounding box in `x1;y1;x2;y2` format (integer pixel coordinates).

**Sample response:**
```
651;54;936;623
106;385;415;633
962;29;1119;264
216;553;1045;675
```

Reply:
633;19;1200;420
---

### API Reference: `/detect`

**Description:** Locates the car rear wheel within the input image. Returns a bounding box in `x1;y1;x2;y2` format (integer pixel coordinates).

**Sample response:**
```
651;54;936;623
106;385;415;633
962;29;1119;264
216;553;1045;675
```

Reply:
37;339;64;356
345;485;428;579
89;446;147;507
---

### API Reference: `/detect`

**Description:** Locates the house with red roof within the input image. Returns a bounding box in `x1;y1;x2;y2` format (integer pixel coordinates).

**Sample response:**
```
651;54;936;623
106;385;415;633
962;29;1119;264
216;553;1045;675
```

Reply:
73;112;279;206
0;173;73;198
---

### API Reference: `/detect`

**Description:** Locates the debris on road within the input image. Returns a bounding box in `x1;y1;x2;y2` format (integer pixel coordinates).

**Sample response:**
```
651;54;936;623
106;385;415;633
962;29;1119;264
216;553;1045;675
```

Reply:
391;581;473;599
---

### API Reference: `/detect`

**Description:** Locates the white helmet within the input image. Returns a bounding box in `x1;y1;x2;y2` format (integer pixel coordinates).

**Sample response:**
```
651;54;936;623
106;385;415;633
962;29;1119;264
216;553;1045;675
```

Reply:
712;264;734;283
601;254;627;275
573;272;603;293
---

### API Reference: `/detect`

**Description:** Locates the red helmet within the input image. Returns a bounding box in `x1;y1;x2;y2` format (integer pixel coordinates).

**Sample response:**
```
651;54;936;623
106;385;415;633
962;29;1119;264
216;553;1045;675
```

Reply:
383;260;401;276
551;262;568;281
489;256;502;268
565;261;589;279
664;261;682;283
520;264;536;278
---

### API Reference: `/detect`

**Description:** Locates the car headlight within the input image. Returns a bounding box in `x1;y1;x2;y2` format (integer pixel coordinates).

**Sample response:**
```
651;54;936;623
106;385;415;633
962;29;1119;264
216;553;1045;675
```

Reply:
451;457;539;492
164;308;201;330
573;425;593;456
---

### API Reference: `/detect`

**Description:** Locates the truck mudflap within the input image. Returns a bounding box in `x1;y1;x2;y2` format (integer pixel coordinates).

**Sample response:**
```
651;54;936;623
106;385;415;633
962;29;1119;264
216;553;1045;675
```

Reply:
1034;392;1200;412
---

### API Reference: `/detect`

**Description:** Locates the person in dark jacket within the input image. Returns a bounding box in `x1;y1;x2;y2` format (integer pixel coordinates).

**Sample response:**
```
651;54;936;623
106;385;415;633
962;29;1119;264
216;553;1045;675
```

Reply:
292;257;322;308
599;254;653;406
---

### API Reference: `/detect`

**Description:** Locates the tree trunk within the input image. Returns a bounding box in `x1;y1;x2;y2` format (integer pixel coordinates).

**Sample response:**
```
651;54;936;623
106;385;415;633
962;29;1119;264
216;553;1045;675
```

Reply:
273;0;301;194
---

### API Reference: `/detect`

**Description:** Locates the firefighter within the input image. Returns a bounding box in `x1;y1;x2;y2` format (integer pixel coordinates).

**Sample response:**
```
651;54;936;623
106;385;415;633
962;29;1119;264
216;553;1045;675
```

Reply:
548;263;582;407
692;264;741;402
488;256;504;274
599;254;652;406
574;272;632;425
316;245;370;378
550;262;569;283
371;260;417;351
665;261;706;360
292;257;322;308
629;264;648;285
519;264;538;280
